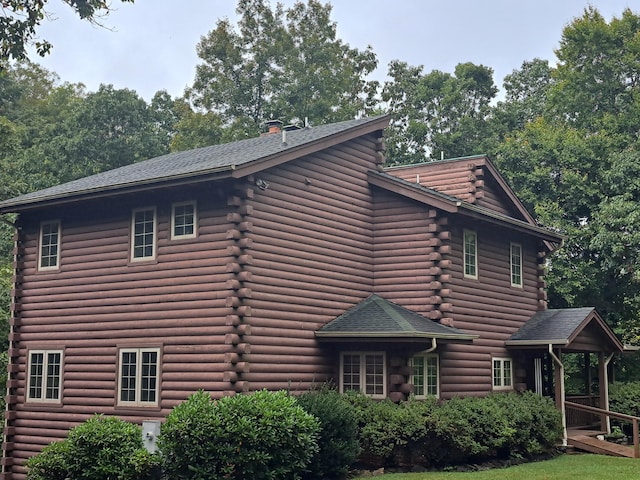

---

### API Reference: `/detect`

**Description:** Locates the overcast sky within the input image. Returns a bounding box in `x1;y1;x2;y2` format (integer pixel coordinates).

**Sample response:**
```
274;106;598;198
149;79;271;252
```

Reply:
29;0;635;101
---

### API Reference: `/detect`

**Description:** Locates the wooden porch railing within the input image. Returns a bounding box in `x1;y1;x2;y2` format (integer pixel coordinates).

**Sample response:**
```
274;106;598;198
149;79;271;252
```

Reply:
566;401;640;458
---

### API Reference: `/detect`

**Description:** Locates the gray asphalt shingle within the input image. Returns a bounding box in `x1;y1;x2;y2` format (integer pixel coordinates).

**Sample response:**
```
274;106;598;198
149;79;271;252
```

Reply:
509;307;596;343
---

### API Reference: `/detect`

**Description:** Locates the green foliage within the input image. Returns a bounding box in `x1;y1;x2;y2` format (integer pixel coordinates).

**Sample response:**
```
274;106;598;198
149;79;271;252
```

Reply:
158;390;320;480
25;415;159;480
297;387;360;480
609;381;640;419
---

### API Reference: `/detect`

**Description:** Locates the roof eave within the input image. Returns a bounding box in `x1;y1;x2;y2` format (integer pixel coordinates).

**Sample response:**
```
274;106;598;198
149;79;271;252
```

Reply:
315;331;477;341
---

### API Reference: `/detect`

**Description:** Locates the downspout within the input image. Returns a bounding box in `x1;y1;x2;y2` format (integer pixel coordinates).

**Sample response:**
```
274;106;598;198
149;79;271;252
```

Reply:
421;337;437;354
548;344;567;446
603;353;615;434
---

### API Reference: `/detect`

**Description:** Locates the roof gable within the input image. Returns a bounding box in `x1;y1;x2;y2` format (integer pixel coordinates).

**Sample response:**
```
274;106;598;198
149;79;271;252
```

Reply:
384;155;533;223
0;115;389;213
506;307;624;353
316;294;475;342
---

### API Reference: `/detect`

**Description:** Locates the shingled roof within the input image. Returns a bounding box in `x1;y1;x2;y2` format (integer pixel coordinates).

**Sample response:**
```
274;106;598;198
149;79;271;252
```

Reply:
316;294;476;342
0;115;389;213
507;307;623;352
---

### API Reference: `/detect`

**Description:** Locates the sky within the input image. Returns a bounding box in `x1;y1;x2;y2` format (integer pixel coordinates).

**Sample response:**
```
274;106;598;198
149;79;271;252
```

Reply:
29;0;636;102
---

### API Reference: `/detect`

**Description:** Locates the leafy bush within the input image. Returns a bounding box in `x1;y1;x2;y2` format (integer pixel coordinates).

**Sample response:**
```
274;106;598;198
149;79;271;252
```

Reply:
158;390;320;480
25;415;160;480
344;392;437;466
297;387;360;480
609;381;640;434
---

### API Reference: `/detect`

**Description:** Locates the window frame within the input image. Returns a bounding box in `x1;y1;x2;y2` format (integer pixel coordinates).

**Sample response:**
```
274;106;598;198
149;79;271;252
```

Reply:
339;351;386;399
130;207;157;262
117;347;161;407
410;353;439;398
171;201;197;240
463;229;478;279
27;349;63;403
510;242;523;288
492;357;513;391
38;220;61;271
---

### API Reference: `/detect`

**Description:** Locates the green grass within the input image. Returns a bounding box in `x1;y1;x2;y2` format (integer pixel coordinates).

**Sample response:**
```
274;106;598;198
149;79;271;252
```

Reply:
375;454;639;480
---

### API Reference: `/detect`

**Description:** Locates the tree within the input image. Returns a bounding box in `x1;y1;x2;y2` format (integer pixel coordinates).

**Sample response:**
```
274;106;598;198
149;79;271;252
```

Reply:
1;0;134;61
382;61;497;164
187;0;379;138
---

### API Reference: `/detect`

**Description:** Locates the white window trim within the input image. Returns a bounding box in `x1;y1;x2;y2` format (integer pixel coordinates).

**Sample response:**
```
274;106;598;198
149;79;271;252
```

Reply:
117;347;161;407
171;201;197;240
38;220;61;271
130;207;157;262
339;351;387;399
410;353;440;399
492;357;513;391
510;242;523;288
463;229;478;279
27;349;63;403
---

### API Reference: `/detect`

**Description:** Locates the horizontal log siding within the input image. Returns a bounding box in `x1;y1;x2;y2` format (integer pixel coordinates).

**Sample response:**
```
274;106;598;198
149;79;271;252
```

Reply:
372;189;436;313
6;187;236;478
243;136;378;393
474;175;520;217
439;217;542;399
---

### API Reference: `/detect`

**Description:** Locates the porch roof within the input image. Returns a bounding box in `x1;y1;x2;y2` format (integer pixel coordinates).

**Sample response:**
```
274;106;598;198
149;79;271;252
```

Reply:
506;307;624;353
315;294;476;342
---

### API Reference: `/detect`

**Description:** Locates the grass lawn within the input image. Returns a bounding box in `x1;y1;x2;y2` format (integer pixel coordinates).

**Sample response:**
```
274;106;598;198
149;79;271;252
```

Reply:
375;454;639;480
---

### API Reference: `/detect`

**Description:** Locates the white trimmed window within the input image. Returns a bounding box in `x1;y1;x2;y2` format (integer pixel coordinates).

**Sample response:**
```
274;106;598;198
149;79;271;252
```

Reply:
118;348;160;407
492;357;513;390
39;221;60;271
463;230;478;279
510;243;523;287
410;354;439;398
131;207;156;261
27;350;63;403
171;201;197;239
340;352;386;399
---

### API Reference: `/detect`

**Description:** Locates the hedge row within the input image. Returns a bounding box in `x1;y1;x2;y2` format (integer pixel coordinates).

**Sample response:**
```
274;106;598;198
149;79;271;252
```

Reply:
25;389;563;480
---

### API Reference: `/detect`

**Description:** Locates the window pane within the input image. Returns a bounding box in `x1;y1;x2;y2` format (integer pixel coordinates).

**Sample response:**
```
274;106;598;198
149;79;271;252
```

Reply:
46;352;61;400
29;353;44;399
511;244;522;286
173;203;195;237
141;351;158;402
464;231;477;277
133;210;155;259
40;222;60;268
364;354;384;396
120;351;137;402
493;359;501;387
411;356;425;396
342;354;360;393
503;360;512;387
426;356;438;396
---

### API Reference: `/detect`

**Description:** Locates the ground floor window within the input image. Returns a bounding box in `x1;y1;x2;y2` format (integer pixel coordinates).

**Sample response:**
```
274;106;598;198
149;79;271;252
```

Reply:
118;347;160;407
340;352;386;398
492;357;513;390
410;354;439;398
27;350;63;403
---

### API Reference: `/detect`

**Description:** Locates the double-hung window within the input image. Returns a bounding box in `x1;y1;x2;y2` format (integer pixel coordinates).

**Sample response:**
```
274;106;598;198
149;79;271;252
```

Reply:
510;243;523;287
27;350;63;403
340;352;386;398
131;207;156;261
39;221;60;271
492;357;513;390
410;354;439;398
171;201;197;239
118;347;160;407
463;230;478;279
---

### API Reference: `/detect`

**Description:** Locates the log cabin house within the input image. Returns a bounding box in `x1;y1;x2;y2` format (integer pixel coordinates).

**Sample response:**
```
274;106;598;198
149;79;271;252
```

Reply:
0;114;628;477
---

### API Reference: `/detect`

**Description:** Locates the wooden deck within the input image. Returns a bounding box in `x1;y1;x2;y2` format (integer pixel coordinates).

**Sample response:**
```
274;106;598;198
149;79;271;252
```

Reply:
567;429;637;458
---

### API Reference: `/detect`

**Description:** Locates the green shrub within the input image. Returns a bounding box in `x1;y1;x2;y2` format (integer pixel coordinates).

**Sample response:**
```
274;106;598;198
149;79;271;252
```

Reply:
609;381;640;434
158;390;320;480
25;415;160;480
297;387;360;480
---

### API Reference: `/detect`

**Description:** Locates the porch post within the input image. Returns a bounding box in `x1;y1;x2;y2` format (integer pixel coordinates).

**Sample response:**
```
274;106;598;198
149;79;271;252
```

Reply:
599;353;614;434
549;345;567;446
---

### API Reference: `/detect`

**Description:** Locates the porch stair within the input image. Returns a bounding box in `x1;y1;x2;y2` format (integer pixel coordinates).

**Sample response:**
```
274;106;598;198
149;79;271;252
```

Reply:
567;430;636;458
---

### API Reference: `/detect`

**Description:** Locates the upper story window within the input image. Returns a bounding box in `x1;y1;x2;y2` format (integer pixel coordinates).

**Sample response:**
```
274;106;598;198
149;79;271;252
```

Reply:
510;243;523;288
340;352;386;399
492;357;513;390
410;354;439;398
171;201;197;240
131;207;156;261
27;350;63;403
118;347;160;407
463;230;477;279
39;221;60;271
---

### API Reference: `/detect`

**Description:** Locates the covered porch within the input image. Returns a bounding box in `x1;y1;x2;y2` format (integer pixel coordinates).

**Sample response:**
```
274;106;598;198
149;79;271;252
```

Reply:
506;307;639;456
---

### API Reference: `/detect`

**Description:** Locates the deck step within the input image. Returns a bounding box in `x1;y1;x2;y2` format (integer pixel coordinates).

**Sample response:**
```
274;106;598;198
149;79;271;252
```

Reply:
568;434;636;458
